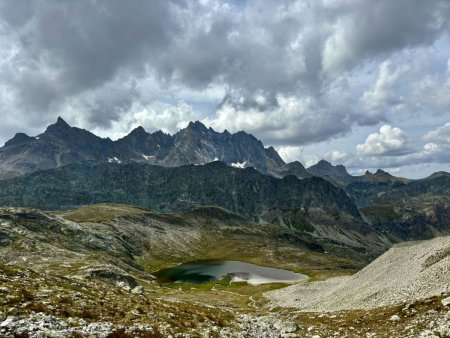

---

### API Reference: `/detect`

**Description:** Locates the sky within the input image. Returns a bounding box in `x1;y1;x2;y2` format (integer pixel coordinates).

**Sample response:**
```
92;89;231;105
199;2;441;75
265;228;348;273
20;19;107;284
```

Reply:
0;0;449;178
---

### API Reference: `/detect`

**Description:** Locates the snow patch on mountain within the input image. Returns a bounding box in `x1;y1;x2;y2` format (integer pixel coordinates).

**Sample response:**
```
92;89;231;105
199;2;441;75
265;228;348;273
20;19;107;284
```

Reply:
107;157;122;164
231;161;247;169
142;154;155;161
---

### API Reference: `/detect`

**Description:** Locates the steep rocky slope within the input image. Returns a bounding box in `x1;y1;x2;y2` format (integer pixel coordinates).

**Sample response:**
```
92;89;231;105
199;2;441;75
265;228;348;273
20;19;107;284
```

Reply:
0;162;359;219
305;161;450;241
266;235;450;312
359;172;450;241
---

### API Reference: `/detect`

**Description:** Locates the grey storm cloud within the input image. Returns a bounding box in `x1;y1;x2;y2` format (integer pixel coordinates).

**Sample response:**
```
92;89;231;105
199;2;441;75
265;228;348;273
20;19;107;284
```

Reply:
320;0;450;74
0;0;449;151
0;0;183;122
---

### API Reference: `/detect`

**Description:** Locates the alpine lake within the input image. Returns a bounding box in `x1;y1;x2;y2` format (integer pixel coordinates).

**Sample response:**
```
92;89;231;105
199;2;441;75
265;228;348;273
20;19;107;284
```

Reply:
154;260;308;285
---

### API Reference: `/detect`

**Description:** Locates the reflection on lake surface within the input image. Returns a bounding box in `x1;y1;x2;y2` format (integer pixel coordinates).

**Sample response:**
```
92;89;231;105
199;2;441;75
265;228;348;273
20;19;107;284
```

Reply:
154;260;308;285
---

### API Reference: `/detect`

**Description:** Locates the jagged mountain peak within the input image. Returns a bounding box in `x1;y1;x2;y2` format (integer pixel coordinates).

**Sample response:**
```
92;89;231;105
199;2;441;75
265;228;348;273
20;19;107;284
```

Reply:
308;160;350;177
121;127;172;141
121;126;149;141
53;116;71;129
152;129;167;136
375;169;391;176
4;132;33;147
364;169;393;177
185;120;209;132
56;116;69;125
287;160;306;167
44;116;73;135
130;126;146;134
316;159;332;167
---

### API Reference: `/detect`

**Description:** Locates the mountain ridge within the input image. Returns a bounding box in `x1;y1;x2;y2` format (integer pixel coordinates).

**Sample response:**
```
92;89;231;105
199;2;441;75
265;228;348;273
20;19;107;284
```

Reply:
1;117;448;215
1;118;447;185
0;117;285;179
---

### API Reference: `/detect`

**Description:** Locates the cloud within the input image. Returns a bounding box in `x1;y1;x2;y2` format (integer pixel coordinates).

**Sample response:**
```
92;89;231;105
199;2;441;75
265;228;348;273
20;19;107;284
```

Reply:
324;150;351;163
356;124;414;156
205;89;378;146
0;0;449;178
0;0;184;127
309;123;450;173
90;100;200;140
424;122;450;144
276;145;304;164
322;0;450;75
361;60;408;112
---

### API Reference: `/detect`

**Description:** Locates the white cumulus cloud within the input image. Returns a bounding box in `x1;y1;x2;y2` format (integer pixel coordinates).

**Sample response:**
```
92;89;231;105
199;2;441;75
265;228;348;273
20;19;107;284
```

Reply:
356;124;413;156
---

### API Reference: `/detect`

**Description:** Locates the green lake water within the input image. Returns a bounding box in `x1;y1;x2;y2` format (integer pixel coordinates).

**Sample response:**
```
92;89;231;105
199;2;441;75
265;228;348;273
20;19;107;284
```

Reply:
154;260;308;285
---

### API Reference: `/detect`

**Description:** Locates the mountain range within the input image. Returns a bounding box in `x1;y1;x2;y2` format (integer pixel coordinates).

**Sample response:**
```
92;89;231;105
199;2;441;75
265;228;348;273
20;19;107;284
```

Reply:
0;117;285;180
0;117;432;188
0;118;449;260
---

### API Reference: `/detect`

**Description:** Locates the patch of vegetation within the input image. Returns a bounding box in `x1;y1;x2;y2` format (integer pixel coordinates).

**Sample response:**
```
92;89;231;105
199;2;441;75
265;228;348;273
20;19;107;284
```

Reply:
58;204;149;223
360;205;400;224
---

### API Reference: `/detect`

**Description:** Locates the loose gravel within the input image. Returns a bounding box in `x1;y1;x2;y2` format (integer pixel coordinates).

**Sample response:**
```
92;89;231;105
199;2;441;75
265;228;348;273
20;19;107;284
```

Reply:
266;235;450;312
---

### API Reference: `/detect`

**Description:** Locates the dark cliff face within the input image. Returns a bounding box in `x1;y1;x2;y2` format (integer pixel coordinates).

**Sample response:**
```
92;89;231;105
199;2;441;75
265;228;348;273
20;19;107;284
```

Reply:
359;172;450;240
0;118;285;179
0;161;364;229
346;172;445;208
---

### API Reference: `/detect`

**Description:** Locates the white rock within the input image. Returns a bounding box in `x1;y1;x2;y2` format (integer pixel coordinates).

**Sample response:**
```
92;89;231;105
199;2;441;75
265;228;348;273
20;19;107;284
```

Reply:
390;314;401;322
441;296;450;307
0;317;15;328
131;286;144;295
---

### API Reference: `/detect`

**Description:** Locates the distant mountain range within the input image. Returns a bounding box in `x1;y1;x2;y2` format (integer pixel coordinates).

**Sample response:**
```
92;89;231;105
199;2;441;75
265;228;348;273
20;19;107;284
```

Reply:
0;117;284;179
0;117;439;187
0;118;449;251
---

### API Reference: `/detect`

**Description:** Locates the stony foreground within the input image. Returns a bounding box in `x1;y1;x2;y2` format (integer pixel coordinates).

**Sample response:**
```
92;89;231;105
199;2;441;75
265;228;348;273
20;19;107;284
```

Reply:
1;297;450;338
